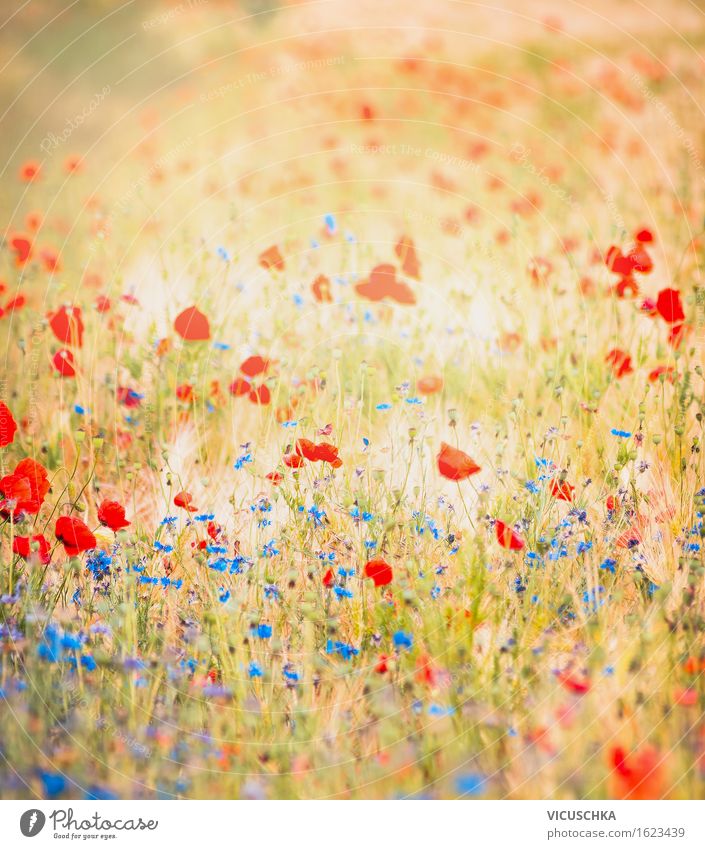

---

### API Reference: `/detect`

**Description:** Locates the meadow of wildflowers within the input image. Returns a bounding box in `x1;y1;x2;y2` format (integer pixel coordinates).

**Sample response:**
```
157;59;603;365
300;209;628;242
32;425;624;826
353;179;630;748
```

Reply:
1;0;705;802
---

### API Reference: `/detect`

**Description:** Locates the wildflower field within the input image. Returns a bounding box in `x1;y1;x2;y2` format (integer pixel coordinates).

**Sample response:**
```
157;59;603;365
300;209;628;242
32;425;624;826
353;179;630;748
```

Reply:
1;0;705;801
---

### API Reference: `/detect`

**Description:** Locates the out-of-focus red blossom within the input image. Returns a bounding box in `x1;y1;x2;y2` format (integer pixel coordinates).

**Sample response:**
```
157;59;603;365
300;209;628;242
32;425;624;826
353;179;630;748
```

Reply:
49;305;83;347
605;348;633;378
363;558;393;587
609;745;667;800
53;349;76;377
312;274;332;303
437;442;481;480
229;377;250;396
40;247;61;273
266;471;283;485
674;687;697;707
648;364;676;383
495;519;525;550
64;154;82;174
95;295;111;313
116;387;142;408
296;439;318;461
550;478;574;502
314;442;342;467
20;160;41;182
259;245;285;271
394;235;421;279
655;287;685;323
13;533;51;565
55;516;96;556
0;401;18;447
375;654;391;674
635;228;654;243
322;567;334;587
174;490;198;511
668;323;690;349
417;375;443;395
415;653;439;686
176;383;194;403
355;263;416;305
0;458;50;515
10;234;33;265
97;500;130;531
240;355;270;378
556;669;590;694
606;495;620;512
640;297;657;315
248;384;271;405
174;306;210;341
6;295;26;313
283;453;304;468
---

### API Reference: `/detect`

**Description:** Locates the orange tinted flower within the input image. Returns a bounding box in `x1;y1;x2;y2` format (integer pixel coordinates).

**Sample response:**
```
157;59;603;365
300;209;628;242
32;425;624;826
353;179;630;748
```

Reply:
437;442;480;480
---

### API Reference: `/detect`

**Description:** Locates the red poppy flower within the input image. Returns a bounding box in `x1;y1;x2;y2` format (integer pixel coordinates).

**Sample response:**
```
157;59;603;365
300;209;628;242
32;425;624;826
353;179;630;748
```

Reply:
248;384;270;405
605;348;633;378
417;375;443;395
296;438;318;461
394;235;421;279
635;228;653;243
609;745;666;800
363;558;393;587
0;401;18;447
174;306;210;341
648;364;675;383
556;669;590;694
550;479;574;502
437;442;481;481
323;567;335;587
266;471;283;485
13;533;51;565
0;473;33;514
49;305;84;347
229;377;251;396
668;323;689;349
55;516;96;556
655;288;684;324
9;234;32;265
5;295;26;313
495;520;525;550
53;349;76;377
176;383;194;403
314;442;342;467
14;457;50;509
174;490;198;511
19;160;41;182
375;653;391;674
240;355;270;378
606;495;620;512
355;264;416;305
40;247;61;274
283;452;304;468
259;245;285;271
97;500;130;531
95;295;111;313
312;274;332;303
